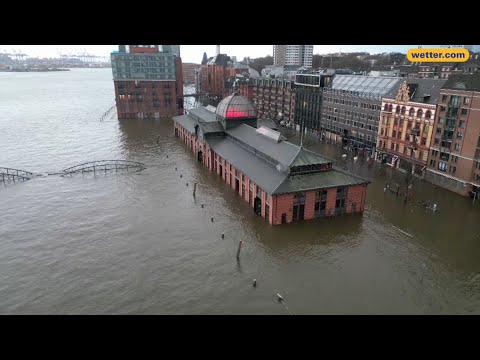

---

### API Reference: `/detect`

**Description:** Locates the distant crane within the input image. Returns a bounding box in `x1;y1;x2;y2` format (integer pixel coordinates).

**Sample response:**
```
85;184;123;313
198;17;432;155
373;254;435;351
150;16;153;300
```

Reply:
10;49;27;61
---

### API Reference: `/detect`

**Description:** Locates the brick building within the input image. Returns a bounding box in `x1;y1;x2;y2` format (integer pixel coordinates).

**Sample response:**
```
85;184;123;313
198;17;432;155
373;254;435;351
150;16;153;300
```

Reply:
253;77;296;124
200;54;236;99
237;77;255;101
406;53;480;79
425;74;480;196
418;63;459;79
111;45;183;119
376;79;445;175
182;63;199;84
173;94;369;225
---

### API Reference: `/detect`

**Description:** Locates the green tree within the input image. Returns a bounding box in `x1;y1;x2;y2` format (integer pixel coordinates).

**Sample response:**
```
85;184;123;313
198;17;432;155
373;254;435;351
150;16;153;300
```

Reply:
249;55;273;75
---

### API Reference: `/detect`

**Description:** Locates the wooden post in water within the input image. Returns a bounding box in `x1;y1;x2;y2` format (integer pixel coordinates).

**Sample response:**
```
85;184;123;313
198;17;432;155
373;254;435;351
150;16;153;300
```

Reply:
193;182;197;197
236;240;243;261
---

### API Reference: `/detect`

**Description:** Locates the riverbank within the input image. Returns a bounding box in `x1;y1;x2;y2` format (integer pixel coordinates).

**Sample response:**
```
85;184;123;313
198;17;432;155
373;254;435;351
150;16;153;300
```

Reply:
0;68;70;72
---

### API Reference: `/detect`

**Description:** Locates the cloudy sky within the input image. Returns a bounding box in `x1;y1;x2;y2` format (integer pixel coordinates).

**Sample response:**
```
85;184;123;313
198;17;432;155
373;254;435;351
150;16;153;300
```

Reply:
2;45;424;63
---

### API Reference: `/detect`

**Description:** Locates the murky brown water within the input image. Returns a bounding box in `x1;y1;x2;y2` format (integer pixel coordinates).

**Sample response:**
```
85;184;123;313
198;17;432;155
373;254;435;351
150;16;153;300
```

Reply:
1;69;480;314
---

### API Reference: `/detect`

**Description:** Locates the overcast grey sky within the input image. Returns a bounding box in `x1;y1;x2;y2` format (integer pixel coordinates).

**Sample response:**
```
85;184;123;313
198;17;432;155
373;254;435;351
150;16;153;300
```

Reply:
2;45;421;63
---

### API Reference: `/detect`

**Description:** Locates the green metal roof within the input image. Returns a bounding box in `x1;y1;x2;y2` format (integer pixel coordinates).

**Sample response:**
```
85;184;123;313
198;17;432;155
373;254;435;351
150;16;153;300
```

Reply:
272;167;370;195
289;147;333;167
173;115;196;134
199;121;224;133
188;107;217;123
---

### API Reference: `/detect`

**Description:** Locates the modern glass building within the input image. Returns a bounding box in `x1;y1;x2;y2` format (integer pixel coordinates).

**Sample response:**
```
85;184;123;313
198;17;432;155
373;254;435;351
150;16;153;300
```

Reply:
321;75;404;154
293;72;333;135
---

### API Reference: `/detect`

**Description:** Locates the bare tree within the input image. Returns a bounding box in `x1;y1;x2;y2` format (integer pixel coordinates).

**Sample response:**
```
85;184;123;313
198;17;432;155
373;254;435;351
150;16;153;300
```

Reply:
403;163;416;203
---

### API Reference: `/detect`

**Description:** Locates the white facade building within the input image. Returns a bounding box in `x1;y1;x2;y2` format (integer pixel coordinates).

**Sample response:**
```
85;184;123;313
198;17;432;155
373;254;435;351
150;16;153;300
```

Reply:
273;45;313;67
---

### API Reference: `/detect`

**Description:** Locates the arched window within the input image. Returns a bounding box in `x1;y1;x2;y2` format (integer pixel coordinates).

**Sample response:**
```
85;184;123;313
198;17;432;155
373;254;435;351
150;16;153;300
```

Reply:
409;107;415;116
401;106;406;115
417;109;423;118
388;104;393;112
384;104;389;111
396;105;400;113
425;110;431;119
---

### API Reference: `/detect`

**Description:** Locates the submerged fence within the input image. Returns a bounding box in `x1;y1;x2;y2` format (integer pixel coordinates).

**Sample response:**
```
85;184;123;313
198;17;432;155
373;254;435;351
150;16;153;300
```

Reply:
61;160;146;176
0;167;33;183
1;160;146;184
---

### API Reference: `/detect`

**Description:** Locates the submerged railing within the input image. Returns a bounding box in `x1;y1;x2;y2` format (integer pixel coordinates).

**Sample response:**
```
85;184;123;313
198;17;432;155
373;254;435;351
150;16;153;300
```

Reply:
61;160;146;176
0;167;33;183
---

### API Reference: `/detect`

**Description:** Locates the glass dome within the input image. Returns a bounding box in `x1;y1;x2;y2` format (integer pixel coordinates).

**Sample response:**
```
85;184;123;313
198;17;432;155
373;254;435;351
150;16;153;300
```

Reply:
216;94;257;119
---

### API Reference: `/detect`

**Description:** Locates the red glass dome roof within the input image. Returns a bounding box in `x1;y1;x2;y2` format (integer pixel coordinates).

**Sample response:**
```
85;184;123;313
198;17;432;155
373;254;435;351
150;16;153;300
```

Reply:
215;94;257;119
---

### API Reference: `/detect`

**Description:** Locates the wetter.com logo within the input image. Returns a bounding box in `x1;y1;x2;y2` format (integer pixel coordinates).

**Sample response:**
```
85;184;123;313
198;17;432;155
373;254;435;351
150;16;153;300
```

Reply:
407;48;469;62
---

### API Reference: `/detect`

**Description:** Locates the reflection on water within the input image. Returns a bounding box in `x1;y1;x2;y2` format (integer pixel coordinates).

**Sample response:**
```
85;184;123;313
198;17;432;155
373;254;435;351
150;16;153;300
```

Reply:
0;69;480;314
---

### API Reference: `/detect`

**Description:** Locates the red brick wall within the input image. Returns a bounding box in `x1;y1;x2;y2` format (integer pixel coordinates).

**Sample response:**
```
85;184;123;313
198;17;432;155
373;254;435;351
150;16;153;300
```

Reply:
273;193;294;225
261;190;266;218
304;191;316;221
325;188;337;217
130;47;157;54
182;63;199;83
271;185;367;224
346;184;367;214
240;84;254;101
114;80;177;119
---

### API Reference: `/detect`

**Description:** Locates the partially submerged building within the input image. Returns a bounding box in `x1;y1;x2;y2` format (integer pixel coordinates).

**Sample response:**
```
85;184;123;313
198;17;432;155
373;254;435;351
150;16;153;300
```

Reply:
111;45;183;119
173;94;370;225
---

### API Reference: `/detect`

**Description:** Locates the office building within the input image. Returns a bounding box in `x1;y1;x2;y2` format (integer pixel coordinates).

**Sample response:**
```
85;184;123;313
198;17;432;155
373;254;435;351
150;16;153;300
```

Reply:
111;45;183;119
273;45;314;68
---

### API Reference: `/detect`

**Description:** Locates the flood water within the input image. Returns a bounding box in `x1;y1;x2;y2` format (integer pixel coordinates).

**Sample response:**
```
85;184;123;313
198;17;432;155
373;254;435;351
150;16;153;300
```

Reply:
1;69;480;314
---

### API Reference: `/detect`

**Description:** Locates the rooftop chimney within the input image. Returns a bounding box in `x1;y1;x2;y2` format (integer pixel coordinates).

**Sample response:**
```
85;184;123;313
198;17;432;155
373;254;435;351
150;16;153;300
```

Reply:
216;45;220;56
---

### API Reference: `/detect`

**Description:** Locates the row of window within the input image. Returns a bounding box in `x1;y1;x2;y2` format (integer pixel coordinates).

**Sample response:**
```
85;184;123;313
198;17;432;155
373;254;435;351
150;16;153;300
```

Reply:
430;150;459;163
384;142;424;159
381;128;428;145
436;161;456;174
117;82;173;89
441;94;471;105
325;107;380;122
388;118;430;133
437;116;462;127
383;104;433;119
324;97;381;110
114;73;175;80
439;106;469;116
328;117;378;131
435;127;463;140
323;121;378;134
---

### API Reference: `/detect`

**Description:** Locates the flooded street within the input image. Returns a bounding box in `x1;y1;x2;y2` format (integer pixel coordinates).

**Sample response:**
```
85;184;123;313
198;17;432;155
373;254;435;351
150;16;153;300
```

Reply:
1;69;480;314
